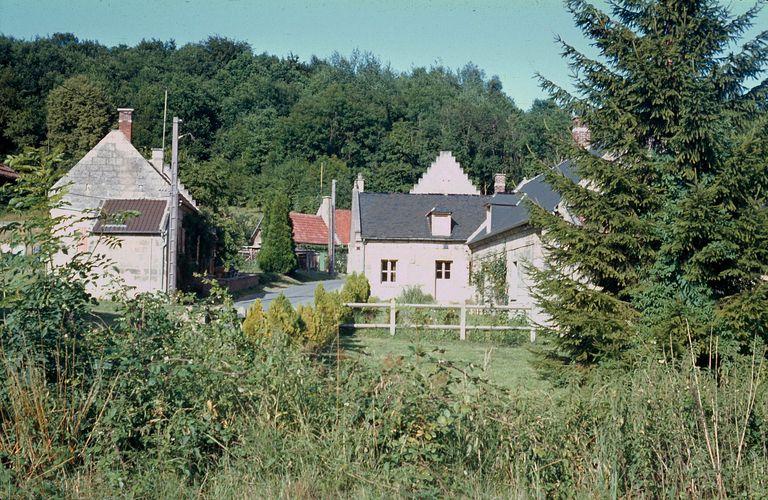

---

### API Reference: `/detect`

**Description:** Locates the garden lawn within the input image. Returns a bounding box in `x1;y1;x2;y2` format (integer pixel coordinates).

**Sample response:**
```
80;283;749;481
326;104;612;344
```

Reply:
338;330;549;392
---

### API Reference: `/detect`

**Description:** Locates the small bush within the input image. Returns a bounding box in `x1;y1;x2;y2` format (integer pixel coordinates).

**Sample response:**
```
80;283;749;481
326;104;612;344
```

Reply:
266;294;302;342
340;272;370;303
397;286;433;304
242;298;269;340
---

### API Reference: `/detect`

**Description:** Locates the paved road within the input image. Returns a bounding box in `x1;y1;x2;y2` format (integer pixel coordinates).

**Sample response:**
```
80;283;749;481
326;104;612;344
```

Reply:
234;279;345;316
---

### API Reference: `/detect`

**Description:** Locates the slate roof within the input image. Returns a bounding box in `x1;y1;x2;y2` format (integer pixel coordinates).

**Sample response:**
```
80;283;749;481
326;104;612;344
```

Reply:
0;163;18;180
92;199;167;235
290;209;351;246
468;160;577;245
359;192;490;241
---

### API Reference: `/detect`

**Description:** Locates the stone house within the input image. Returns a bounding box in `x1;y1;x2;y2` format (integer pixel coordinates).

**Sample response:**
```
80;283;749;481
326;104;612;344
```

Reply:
347;150;576;320
50;108;205;297
347;152;491;302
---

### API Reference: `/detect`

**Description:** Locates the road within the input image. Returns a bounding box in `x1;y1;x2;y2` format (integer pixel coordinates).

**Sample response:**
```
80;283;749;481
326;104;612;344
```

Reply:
234;278;345;316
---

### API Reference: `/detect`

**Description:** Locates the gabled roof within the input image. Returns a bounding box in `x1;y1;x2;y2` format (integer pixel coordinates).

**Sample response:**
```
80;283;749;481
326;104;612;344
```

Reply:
468;160;577;245
52;130;197;213
92;199;167;235
290;209;351;246
0;164;18;180
359;192;490;241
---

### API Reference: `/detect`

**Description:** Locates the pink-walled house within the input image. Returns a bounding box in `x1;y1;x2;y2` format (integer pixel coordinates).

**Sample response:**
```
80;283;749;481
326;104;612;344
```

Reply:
347;151;490;302
347;151;576;321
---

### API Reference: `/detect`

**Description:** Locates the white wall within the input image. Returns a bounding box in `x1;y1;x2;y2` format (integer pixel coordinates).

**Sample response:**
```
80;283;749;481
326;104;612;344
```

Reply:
359;240;473;303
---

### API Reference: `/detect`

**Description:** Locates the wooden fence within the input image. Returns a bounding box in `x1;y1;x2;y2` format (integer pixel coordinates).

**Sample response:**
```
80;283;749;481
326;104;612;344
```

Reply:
341;299;536;342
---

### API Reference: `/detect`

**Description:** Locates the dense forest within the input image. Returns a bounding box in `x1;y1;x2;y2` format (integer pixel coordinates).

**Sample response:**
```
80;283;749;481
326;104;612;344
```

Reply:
0;34;571;214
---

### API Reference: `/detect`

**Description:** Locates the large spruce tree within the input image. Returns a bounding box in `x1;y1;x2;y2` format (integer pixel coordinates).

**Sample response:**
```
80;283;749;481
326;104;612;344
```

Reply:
531;0;768;364
258;193;297;274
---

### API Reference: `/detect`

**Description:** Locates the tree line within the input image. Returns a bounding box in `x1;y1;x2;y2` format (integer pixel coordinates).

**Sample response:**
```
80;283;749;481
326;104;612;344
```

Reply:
0;34;571;213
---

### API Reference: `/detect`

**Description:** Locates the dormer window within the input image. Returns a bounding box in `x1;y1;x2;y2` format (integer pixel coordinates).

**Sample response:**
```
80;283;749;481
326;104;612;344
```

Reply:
427;206;453;237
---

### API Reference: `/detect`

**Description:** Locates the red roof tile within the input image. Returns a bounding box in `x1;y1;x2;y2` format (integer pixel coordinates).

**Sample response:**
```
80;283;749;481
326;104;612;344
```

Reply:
334;209;351;245
290;212;329;245
290;209;353;246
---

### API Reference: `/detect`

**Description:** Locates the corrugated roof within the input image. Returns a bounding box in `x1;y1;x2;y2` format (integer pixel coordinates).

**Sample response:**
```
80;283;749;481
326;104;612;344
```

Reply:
359;192;490;241
92;199;167;235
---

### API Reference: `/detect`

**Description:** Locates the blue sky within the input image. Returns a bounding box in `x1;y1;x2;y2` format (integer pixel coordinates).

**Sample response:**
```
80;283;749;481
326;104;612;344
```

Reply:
1;1;765;110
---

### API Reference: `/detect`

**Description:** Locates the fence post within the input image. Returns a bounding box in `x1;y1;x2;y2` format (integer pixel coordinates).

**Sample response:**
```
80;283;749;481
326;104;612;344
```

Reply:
389;298;396;336
459;301;467;341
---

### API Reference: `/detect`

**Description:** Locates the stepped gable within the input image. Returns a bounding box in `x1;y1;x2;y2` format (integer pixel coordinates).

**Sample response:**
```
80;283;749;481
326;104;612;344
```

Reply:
410;151;481;195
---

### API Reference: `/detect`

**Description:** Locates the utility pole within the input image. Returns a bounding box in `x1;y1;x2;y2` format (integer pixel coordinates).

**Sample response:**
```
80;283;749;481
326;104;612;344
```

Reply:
328;179;336;274
168;117;181;294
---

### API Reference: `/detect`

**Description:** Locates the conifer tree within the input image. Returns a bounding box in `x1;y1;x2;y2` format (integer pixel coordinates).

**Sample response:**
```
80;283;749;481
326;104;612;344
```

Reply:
258;193;297;274
530;0;768;364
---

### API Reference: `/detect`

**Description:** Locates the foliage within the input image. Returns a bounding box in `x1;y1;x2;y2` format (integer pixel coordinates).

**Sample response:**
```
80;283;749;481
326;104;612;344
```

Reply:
531;0;768;364
339;271;370;303
2;175;768;497
395;285;434;305
264;294;302;342
45;75;112;161
258;193;296;274
0;34;571;209
471;252;508;305
297;284;344;351
242;298;268;341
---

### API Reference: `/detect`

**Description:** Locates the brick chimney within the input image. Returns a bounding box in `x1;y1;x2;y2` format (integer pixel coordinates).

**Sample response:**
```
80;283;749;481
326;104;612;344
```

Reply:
493;173;506;194
571;117;591;149
118;108;134;142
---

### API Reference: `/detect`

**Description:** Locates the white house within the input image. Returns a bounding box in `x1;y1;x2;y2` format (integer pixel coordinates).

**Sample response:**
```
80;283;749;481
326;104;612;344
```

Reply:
347;152;491;302
467;160;578;323
347;150;577;321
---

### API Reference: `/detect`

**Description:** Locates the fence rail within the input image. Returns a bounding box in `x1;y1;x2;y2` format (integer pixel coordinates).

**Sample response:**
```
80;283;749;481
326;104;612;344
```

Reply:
341;299;536;342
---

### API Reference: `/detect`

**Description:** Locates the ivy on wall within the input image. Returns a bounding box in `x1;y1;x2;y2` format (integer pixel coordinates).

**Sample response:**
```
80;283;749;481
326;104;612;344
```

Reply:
471;252;508;305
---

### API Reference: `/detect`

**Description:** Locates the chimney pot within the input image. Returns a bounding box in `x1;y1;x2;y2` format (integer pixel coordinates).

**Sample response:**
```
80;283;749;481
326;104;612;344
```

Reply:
118;108;134;143
493;173;506;194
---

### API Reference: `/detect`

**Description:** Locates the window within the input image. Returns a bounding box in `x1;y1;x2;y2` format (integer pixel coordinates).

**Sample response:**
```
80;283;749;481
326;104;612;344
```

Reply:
381;259;397;282
435;260;452;280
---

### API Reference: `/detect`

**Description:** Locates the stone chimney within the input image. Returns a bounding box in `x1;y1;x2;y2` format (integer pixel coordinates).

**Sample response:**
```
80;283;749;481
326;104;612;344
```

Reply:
353;173;364;192
571;117;591;149
118;108;134;142
493;173;506;194
151;148;164;171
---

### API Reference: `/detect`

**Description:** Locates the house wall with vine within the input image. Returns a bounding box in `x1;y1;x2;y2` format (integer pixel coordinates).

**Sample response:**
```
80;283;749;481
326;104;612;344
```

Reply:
469;226;547;323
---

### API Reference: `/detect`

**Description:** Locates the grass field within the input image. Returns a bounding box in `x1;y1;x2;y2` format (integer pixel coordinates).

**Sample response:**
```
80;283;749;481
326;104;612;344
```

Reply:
338;330;549;392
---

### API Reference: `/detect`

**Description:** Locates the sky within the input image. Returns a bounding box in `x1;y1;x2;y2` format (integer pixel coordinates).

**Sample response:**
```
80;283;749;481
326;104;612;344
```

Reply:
1;0;766;111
